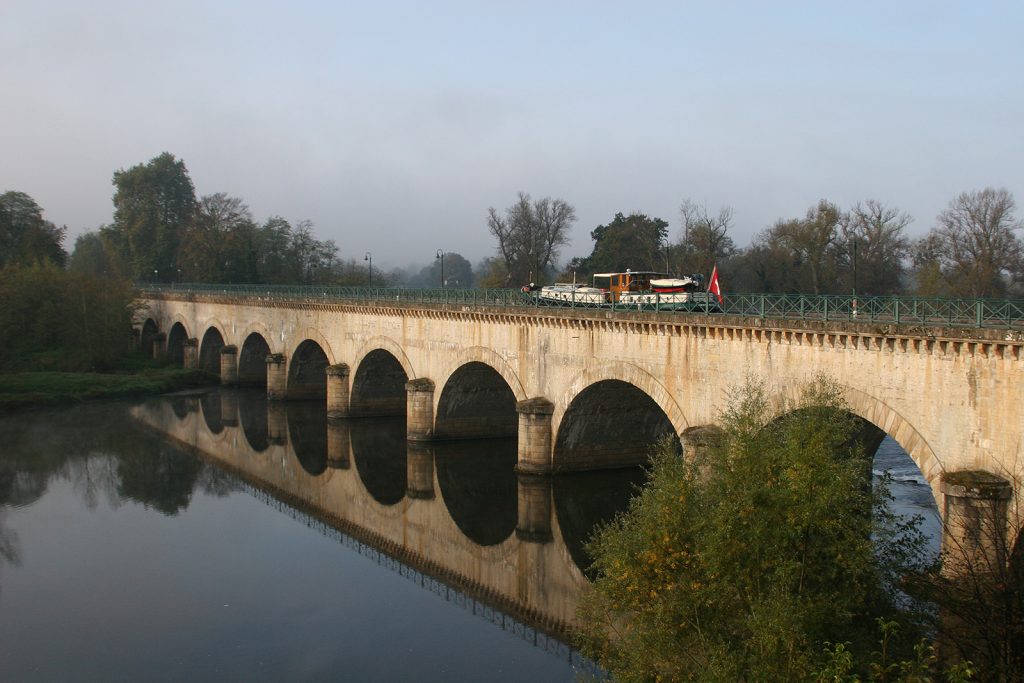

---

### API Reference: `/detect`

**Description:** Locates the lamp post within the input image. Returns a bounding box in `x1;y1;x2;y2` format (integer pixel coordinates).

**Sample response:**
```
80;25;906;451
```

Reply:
364;252;372;286
436;249;445;288
153;269;158;284
851;238;858;295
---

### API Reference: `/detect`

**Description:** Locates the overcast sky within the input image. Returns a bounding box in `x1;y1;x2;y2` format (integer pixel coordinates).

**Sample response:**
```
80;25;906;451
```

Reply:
2;1;1022;270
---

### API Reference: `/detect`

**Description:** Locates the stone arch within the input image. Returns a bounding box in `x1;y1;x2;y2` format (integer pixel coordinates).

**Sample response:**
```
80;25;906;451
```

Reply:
552;362;688;472
139;318;159;356
239;331;272;387
288;328;336;367
554;361;689;443
198;326;226;374
352;336;416;382
434;347;528;407
166;321;189;365
434;360;520;440
351;349;409;417
287;338;331;400
766;382;945;503
240;321;278;354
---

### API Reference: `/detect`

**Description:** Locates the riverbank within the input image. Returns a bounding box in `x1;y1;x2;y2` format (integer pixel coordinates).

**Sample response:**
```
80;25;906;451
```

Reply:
0;366;218;411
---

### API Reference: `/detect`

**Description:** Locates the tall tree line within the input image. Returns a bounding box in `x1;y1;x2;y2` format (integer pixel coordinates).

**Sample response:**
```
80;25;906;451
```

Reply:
70;152;348;285
503;188;1022;298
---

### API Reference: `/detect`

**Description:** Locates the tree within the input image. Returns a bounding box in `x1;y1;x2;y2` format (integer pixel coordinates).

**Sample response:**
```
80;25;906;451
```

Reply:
676;199;737;277
841;200;912;296
69;230;117;277
487;192;575;285
179;193;259;282
0;263;137;371
912;188;1023;298
0;191;67;268
751;200;843;293
567;212;669;279
109;152;197;281
577;376;933;682
407;252;474;288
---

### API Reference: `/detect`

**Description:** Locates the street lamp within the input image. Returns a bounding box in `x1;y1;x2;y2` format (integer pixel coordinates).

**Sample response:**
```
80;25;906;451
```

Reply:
364;252;372;286
436;249;445;288
851;238;858;295
153;269;158;283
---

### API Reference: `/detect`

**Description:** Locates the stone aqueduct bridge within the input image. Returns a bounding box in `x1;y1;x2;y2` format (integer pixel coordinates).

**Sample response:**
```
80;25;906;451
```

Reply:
138;290;1024;564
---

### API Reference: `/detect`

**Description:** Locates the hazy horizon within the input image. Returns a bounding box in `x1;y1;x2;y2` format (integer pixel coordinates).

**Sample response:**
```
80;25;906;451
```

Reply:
3;1;1021;270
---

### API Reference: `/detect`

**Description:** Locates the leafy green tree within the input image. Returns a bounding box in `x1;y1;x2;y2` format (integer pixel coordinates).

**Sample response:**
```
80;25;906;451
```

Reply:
0;264;137;371
568;212;669;279
487;192;575;285
0;191;67;268
178;193;261;283
69;230;118;277
577;376;932;682
108;152;197;281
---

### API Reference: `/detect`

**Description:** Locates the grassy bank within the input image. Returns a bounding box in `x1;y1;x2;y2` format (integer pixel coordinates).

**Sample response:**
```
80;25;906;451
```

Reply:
0;366;218;411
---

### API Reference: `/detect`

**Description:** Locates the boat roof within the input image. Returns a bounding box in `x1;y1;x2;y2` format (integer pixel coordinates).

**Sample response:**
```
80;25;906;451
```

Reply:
592;271;668;277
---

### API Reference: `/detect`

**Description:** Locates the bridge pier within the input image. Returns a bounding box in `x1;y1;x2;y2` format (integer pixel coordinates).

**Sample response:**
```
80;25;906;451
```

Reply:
220;391;239;427
183;338;198;369
220;345;238;386
940;470;1013;578
267;401;287;445
152;332;167;360
327;419;351;469
516;473;553;543
326;364;351;418
266;354;287;400
515;398;554;475
406;443;436;499
681;425;723;466
406;379;435;441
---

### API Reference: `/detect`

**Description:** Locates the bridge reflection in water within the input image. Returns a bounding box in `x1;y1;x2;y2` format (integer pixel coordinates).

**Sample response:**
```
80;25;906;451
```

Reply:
132;389;647;642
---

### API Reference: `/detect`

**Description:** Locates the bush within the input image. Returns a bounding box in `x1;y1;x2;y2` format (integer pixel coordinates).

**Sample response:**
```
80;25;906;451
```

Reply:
0;263;139;372
576;376;936;681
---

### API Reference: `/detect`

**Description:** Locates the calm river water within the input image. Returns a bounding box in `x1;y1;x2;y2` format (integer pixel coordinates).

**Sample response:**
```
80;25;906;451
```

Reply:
0;390;939;682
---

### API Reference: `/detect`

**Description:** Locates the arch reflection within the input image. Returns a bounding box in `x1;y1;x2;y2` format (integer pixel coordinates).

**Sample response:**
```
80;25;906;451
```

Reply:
351;416;407;505
434;438;517;546
553;466;648;578
200;390;224;434
237;389;269;452
286;401;328;476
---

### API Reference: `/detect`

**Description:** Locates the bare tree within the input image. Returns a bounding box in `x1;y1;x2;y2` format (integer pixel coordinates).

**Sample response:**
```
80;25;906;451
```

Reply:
487;192;575;285
677;199;736;277
841;200;912;295
916;188;1024;298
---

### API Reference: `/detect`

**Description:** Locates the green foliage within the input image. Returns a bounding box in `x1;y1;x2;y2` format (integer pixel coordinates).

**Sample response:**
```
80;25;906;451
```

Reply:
816;620;973;682
577;376;934;682
108;152;198;281
0;190;67;268
569;212;669;278
0;367;215;411
0;263;139;372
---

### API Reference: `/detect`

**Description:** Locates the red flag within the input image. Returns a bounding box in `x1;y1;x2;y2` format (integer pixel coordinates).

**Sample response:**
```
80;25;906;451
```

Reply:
707;264;723;305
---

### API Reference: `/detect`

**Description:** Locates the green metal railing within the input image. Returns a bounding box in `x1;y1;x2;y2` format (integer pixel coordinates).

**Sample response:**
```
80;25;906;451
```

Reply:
139;283;1024;330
